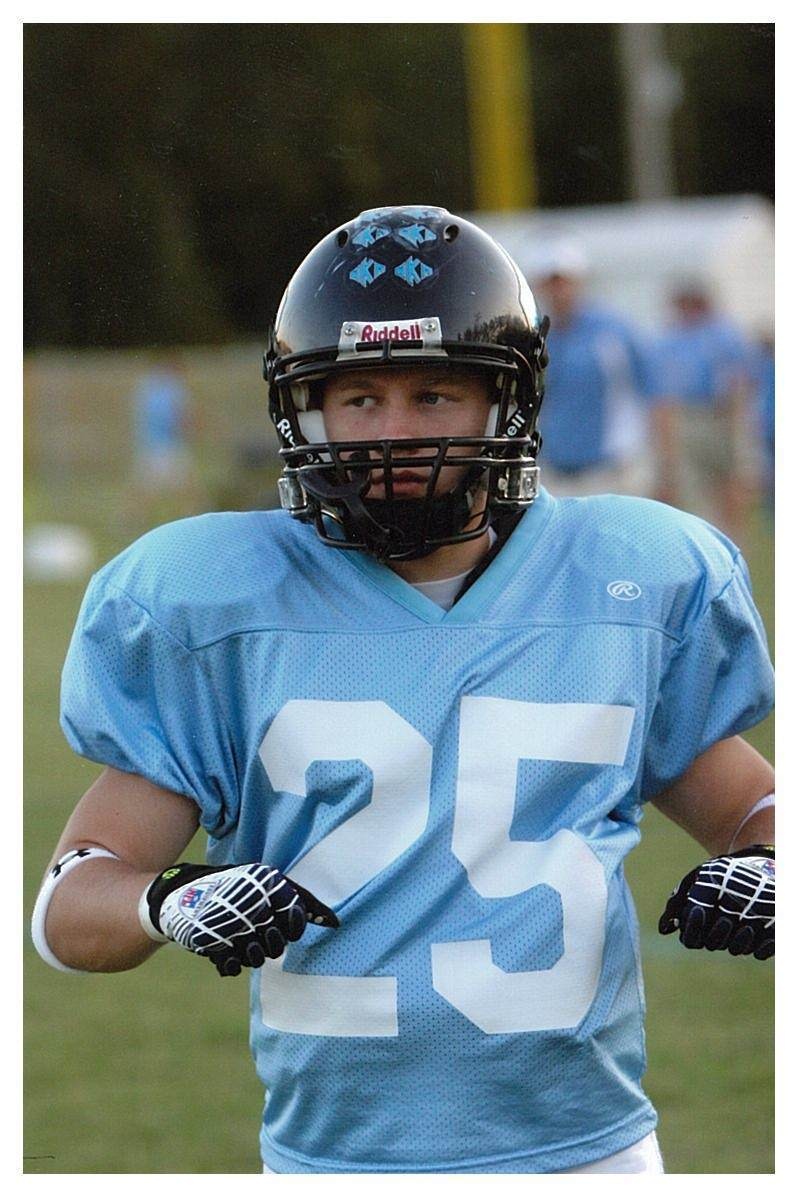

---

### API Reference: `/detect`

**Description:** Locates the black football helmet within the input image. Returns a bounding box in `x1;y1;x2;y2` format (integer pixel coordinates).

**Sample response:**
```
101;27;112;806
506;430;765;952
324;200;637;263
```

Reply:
264;205;549;561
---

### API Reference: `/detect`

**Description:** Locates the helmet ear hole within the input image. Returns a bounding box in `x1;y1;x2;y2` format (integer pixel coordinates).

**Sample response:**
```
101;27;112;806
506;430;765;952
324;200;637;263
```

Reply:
336;230;349;247
443;224;459;243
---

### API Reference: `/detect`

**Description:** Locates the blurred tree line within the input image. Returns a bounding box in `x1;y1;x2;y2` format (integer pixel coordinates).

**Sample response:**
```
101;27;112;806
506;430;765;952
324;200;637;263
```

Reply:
24;23;773;349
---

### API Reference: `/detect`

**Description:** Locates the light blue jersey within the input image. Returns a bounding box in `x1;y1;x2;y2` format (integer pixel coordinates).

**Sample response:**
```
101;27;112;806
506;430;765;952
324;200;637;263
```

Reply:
60;490;773;1173
538;304;658;472
655;315;751;408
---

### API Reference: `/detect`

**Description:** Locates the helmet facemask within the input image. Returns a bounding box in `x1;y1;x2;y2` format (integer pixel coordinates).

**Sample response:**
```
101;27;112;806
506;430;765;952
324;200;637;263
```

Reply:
267;351;542;562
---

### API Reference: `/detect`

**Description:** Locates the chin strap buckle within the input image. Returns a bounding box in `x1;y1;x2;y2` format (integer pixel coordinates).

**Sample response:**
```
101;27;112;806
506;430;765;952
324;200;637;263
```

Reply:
495;463;540;504
277;475;310;516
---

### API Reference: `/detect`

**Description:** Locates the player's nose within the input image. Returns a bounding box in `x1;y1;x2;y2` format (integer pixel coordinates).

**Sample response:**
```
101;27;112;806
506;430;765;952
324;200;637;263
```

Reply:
374;399;422;442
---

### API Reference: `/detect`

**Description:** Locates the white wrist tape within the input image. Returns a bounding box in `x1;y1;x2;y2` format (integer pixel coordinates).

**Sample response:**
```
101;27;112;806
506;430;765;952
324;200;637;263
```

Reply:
138;881;169;943
31;846;120;973
728;793;775;853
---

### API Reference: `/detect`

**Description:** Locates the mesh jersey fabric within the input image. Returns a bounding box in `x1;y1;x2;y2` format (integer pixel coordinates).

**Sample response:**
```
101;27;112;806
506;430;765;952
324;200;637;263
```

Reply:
60;488;773;1173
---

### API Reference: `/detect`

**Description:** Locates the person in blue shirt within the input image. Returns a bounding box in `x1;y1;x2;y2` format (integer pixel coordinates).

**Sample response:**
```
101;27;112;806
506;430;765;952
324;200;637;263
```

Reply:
749;332;775;518
651;287;759;546
530;241;659;497
129;351;202;529
32;208;774;1175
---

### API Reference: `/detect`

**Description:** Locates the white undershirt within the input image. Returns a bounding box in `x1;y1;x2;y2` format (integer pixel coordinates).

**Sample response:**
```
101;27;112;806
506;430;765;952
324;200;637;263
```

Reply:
411;528;497;610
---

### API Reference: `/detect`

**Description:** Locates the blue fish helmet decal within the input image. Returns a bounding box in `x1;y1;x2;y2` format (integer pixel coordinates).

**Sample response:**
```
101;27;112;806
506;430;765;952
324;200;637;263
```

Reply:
394;257;435;287
267;204;544;367
351;224;391;249
348;258;387;288
397;222;438;249
343;207;443;289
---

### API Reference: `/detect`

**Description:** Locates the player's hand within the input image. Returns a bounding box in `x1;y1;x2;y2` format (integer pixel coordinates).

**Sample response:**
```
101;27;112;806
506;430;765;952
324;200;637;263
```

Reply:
658;845;774;959
140;862;339;976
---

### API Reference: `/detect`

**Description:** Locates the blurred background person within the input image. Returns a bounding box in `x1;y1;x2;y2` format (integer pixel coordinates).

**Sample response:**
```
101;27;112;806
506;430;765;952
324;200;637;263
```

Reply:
530;240;660;498
650;285;759;546
129;350;204;531
751;329;775;522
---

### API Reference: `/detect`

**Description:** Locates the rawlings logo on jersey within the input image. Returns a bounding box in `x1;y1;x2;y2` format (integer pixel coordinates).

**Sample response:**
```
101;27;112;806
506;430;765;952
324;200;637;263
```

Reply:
607;580;643;601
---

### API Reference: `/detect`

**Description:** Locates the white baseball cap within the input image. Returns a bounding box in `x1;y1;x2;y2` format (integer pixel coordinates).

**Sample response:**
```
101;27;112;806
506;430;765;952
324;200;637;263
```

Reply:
529;238;589;281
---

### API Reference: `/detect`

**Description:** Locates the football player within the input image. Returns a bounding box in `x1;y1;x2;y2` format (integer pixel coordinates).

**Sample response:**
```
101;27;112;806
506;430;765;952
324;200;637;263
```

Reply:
33;206;774;1174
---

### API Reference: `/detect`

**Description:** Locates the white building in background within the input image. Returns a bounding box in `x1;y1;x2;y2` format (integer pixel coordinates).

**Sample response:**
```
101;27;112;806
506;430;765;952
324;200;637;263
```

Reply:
473;194;774;335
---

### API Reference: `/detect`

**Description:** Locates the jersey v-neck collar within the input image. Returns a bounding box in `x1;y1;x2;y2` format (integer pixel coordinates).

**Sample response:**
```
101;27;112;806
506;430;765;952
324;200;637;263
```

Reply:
341;489;556;625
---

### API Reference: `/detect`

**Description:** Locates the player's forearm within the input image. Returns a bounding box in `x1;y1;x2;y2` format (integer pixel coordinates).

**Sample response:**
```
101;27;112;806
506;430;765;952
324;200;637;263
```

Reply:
652;736;774;856
44;857;160;972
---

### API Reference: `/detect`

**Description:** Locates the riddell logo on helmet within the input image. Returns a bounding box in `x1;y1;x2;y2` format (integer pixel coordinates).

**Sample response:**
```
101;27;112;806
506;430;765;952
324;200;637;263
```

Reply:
277;417;296;446
505;410;527;436
361;322;423;342
337;317;443;359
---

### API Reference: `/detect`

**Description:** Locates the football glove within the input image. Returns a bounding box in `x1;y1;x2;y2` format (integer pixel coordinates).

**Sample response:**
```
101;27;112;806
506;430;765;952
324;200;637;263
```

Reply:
658;845;774;959
140;862;339;976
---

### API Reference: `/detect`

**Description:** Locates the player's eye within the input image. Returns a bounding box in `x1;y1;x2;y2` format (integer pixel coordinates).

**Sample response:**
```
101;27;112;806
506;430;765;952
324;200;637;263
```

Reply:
344;395;378;409
419;392;449;407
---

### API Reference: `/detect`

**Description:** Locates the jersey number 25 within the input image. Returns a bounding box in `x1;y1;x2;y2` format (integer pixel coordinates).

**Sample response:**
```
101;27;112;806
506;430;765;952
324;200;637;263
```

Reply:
258;698;634;1036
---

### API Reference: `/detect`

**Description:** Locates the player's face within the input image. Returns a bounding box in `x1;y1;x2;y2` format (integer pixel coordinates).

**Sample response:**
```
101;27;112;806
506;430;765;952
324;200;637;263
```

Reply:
321;365;493;499
536;273;580;322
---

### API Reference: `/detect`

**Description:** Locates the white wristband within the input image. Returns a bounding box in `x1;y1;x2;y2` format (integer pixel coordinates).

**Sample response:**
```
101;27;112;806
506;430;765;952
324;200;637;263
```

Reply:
31;846;121;973
138;882;169;943
727;793;775;853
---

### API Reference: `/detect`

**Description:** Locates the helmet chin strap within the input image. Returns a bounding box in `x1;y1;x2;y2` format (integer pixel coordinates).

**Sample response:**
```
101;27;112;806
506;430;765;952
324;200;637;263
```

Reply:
300;461;390;552
363;489;477;561
301;452;485;562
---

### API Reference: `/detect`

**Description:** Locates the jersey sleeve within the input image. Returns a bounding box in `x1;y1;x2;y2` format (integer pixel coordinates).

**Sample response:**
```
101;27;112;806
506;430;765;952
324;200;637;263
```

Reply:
641;552;773;799
60;574;237;835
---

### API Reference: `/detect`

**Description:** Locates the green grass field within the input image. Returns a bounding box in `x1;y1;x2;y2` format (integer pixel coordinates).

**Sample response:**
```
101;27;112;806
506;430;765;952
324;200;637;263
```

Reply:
23;477;774;1175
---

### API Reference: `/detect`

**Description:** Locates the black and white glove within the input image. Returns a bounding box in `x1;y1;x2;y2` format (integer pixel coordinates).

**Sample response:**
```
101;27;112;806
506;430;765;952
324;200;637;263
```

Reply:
658;845;774;959
139;862;338;976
